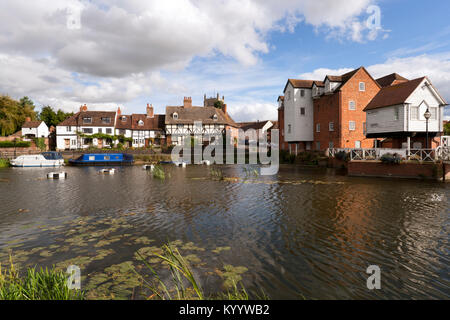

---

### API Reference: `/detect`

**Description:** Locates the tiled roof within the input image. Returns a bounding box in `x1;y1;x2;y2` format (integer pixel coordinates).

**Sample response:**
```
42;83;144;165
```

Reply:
364;77;426;111
115;114;132;129
131;114;165;130
165;106;237;126
313;81;325;87
376;73;409;87
288;79;315;88
59;111;116;127
22;121;43;128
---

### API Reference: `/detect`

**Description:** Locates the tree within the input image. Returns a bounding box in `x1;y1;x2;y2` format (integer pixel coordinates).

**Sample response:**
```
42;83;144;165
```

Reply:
444;122;450;136
0;95;37;136
214;101;224;110
39;105;73;127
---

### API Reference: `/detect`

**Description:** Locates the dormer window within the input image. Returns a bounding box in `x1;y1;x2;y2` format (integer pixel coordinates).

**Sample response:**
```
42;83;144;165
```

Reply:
213;114;218;121
101;117;111;124
83;117;92;124
121;116;127;121
138;120;144;126
173;112;178;120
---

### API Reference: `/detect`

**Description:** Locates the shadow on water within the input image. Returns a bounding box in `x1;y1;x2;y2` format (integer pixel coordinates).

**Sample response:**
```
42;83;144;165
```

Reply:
0;164;448;299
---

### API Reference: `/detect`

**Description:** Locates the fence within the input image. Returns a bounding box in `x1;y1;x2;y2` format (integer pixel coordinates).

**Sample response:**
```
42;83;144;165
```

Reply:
328;147;449;162
0;149;41;159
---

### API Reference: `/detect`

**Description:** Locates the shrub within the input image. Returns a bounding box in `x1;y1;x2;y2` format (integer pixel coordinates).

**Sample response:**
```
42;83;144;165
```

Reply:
0;159;10;168
0;141;31;148
380;153;402;164
335;151;349;161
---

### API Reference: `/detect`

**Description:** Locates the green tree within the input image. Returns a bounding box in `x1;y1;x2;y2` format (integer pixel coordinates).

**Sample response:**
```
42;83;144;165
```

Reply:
214;100;224;110
0;95;37;136
444;122;450;136
39;106;73;127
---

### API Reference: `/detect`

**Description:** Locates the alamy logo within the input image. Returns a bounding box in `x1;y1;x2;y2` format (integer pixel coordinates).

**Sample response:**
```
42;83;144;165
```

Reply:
366;265;381;290
67;265;81;290
170;121;279;175
366;5;382;31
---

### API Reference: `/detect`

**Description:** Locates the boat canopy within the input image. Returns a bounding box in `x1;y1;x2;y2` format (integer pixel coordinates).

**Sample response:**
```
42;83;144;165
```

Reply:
42;152;63;160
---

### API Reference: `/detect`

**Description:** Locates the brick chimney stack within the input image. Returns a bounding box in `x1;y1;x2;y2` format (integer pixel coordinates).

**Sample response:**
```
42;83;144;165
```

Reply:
25;117;31;122
80;104;88;112
183;97;192;108
117;107;122;116
146;103;154;118
223;104;227;115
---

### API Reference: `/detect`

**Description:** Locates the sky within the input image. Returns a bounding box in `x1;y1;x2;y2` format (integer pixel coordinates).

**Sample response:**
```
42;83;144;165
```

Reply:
0;0;449;121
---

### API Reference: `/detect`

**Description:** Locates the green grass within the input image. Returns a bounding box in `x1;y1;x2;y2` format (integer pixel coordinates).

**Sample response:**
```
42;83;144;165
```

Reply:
0;159;10;168
0;256;85;300
133;244;265;300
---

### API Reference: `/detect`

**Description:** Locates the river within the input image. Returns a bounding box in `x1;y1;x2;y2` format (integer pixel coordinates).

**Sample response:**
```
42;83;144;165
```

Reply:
0;165;448;299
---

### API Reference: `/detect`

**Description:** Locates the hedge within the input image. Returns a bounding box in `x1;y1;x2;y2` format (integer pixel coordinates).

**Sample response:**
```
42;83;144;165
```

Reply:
0;141;31;148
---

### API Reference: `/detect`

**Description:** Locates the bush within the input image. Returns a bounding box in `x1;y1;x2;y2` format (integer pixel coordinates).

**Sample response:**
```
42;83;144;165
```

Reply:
0;159;10;168
380;153;402;164
0;141;31;148
335;151;349;161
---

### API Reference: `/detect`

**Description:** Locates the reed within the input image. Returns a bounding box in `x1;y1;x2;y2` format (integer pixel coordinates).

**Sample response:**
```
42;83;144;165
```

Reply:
209;167;224;181
152;165;167;180
133;244;264;300
0;256;85;300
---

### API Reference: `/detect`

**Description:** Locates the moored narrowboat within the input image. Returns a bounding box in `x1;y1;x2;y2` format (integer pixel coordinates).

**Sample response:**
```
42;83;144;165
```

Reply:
68;153;134;166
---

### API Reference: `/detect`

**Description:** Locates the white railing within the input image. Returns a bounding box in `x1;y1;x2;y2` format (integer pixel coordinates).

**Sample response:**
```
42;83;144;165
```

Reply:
328;147;450;162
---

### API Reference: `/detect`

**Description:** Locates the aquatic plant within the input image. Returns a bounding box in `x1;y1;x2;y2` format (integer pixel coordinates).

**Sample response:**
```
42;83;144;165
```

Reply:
0;256;85;300
152;165;166;180
242;167;259;179
0;158;10;168
209;167;224;181
133;244;261;300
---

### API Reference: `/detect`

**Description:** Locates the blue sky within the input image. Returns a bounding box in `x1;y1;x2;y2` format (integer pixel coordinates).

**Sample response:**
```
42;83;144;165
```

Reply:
0;0;449;121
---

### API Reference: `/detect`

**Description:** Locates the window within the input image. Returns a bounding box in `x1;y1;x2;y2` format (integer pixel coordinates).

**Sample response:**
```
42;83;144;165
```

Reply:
349;101;356;110
430;107;437;120
300;107;305;116
329;141;333;149
411;106;419;120
349;121;356;131
121;116;127;121
106;128;112;134
101;117;111;124
316;142;320;150
359;82;365;92
355;141;361;148
329;122;334;131
66;126;71;132
71;140;76;146
288;124;291;134
287;91;291;100
82;128;93;134
316;123;320;132
98;128;102;133
138;120;144;126
213;114;218;121
173;112;178;120
83;117;92;124
119;129;125;135
394;107;399;121
300;90;305;97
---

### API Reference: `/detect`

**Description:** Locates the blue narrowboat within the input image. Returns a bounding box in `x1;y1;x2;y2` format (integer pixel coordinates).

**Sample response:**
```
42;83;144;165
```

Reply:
68;153;134;166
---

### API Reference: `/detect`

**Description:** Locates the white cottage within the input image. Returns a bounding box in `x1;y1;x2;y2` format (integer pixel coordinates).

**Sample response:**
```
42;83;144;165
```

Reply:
364;76;447;149
22;119;49;139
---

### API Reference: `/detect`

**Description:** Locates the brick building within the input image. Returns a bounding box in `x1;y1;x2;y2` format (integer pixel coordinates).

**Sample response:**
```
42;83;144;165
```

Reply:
312;67;381;150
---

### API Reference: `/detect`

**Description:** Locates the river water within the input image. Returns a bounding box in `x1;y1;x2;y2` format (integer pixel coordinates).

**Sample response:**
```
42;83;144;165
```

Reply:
0;165;448;299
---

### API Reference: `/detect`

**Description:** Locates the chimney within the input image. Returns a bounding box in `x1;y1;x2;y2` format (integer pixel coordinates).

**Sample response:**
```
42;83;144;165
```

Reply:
183;97;192;108
117;107;122;116
223;104;227;115
25;117;31;122
80;104;88;112
146;103;154;118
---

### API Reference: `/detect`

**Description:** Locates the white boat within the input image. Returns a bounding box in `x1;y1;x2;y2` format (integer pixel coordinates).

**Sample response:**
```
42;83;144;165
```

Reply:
10;152;64;167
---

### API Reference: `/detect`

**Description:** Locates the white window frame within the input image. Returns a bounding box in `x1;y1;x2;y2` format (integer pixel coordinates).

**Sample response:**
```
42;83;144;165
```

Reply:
349;121;356;131
359;82;366;92
329;122;334;131
349;100;356;111
430;107;437;120
411;106;419;120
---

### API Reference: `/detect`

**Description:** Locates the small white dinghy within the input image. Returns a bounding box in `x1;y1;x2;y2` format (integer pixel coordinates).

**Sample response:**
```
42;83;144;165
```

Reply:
143;164;155;171
47;172;67;179
98;168;115;174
